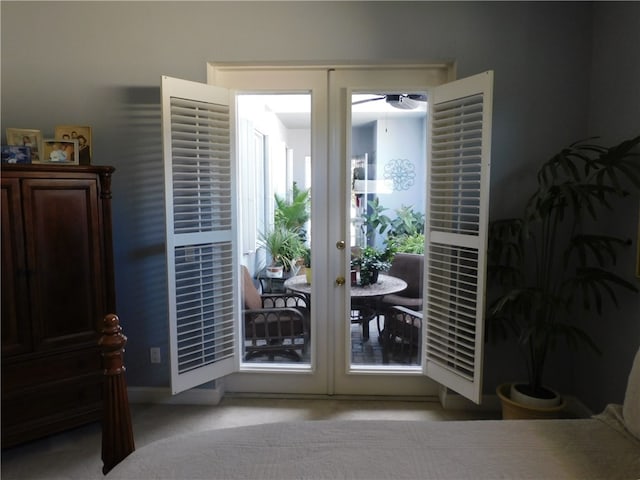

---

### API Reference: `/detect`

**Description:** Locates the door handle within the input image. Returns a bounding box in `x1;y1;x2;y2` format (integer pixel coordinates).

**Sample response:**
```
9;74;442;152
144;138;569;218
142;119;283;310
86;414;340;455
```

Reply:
336;240;345;250
335;276;346;286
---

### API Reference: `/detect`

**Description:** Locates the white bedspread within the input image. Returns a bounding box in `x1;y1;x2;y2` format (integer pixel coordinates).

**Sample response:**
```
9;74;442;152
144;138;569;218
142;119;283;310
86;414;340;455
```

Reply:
108;405;640;479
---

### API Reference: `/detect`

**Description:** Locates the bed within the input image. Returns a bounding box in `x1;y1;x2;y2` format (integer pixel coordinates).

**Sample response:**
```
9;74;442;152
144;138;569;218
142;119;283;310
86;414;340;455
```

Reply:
100;315;640;479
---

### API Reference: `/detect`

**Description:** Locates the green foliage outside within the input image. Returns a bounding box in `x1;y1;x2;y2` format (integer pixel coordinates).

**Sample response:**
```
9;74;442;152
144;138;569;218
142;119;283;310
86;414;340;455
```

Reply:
360;199;425;254
274;182;310;242
258;225;305;272
259;182;311;272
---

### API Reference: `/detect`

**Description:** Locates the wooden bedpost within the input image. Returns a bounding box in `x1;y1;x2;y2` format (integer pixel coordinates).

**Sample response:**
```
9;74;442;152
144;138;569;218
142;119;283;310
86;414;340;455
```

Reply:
100;313;135;475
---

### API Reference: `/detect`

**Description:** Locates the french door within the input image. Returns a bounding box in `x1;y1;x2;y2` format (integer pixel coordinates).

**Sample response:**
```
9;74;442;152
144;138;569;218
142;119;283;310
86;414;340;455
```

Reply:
162;64;493;402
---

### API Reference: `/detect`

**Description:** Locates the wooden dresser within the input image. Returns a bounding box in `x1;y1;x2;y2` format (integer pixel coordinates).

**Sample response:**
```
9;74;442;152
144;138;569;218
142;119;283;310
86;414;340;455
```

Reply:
1;164;116;447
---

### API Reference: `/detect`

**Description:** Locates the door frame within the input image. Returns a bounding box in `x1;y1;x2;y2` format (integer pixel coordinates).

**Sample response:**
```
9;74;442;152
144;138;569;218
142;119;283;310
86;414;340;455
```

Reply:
208;64;332;395
327;65;454;396
193;62;491;401
207;63;453;397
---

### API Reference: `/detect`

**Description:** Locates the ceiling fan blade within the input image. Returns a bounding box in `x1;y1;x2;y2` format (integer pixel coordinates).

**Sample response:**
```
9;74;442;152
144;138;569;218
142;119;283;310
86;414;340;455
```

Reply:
386;94;421;110
352;96;385;106
407;94;427;102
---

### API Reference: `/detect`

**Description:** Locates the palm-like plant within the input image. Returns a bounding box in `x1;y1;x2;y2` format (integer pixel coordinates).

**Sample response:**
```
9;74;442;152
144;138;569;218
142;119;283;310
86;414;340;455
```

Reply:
259;225;305;272
487;135;640;398
274;183;310;241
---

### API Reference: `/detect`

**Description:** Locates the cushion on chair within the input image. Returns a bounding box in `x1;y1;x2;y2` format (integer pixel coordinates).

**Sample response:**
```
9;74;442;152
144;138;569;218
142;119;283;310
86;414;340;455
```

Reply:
622;346;640;440
379;293;422;310
388;253;423;297
381;253;424;309
246;310;305;337
241;265;262;310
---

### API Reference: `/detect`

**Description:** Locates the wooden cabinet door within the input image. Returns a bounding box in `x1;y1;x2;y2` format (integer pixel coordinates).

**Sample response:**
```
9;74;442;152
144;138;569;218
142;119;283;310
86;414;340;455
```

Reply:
1;177;32;356
21;178;106;351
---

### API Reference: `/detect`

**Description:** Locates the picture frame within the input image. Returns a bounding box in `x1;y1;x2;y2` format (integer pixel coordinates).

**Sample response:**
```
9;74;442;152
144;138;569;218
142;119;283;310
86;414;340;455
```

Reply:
5;128;42;163
55;125;92;164
1;145;32;164
42;139;79;165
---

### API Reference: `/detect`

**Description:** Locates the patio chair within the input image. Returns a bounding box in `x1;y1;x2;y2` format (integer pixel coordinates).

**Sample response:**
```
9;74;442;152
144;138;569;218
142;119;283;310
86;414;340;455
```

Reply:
377;252;424;335
380;253;424;311
382;305;422;363
241;265;310;361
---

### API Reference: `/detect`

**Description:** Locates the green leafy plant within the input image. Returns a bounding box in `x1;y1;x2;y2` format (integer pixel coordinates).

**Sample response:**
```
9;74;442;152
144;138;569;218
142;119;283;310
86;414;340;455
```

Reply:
387;233;425;254
487;135;640;398
360;200;425;253
274;182;310;241
351;245;394;286
259;225;305;272
302;246;311;268
360;197;392;244
388;205;425;238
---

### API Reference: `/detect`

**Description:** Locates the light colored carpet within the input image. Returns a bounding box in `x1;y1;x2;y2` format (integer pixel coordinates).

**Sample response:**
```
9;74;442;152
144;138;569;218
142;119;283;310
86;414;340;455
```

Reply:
1;397;495;480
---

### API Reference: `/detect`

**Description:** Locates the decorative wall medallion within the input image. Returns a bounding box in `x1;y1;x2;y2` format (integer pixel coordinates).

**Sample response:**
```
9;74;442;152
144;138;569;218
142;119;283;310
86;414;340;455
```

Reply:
384;158;415;191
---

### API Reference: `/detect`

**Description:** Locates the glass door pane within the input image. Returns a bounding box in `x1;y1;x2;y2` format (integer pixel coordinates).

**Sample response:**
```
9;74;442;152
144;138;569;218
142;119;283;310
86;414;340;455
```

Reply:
237;94;312;367
349;91;427;369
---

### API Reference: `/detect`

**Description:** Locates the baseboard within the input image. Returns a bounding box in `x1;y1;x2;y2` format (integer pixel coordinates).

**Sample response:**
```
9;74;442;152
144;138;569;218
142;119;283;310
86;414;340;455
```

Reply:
438;386;501;412
563;395;594;418
127;385;225;405
438;386;593;418
126;384;593;417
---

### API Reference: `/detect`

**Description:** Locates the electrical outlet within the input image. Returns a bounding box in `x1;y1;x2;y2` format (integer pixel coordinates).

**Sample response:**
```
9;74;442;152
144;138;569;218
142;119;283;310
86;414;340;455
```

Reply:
150;347;161;364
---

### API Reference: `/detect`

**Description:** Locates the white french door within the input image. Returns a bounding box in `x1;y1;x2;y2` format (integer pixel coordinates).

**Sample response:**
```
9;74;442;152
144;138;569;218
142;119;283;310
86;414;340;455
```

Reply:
162;65;493;402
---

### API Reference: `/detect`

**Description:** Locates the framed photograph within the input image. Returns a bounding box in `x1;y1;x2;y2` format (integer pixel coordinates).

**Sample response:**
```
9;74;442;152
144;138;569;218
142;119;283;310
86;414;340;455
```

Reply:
5;128;42;163
42;139;79;165
1;145;32;164
55;125;92;164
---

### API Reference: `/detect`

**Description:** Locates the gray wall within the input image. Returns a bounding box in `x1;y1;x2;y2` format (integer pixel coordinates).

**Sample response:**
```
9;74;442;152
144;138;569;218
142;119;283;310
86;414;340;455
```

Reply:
2;1;638;411
577;2;640;411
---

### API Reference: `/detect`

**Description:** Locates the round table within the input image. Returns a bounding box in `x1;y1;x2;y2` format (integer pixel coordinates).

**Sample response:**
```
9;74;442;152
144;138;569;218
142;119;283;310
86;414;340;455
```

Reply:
284;274;407;340
284;273;407;296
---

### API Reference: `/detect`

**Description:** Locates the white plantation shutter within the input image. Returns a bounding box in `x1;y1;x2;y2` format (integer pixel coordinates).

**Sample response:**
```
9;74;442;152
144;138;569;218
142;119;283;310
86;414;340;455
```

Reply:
424;71;493;404
161;76;237;394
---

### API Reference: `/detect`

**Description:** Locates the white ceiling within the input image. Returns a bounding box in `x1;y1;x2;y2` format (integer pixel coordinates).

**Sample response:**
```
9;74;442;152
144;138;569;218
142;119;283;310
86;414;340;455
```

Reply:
248;94;427;129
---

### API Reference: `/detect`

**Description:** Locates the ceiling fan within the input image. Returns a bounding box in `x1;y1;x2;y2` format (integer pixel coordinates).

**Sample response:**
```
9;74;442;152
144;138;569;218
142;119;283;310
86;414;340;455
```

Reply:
352;93;427;110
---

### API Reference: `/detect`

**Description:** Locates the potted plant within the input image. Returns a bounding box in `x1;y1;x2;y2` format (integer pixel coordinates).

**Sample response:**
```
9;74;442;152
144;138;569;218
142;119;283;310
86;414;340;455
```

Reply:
386;233;425;254
360;200;426;254
351;246;394;286
274;182;311;243
302;246;312;284
487;135;640;418
359;197;392;246
259;225;305;278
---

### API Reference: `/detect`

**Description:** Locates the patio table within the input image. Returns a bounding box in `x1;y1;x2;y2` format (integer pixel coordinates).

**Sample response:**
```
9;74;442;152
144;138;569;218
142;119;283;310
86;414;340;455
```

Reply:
283;274;407;340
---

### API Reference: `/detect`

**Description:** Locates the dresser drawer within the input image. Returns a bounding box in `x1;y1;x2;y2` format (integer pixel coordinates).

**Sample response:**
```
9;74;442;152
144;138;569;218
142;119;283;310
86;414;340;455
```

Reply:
1;374;102;447
2;347;102;393
1;374;102;428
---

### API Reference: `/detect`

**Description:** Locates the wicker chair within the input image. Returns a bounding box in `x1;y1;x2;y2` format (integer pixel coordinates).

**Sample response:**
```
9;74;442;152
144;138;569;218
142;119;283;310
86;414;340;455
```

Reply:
379;253;424;311
374;253;424;336
241;265;310;361
382;305;422;363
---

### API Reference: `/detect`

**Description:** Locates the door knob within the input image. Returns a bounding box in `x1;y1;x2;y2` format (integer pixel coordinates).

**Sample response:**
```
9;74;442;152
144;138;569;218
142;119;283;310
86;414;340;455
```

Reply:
336;240;345;250
335;276;346;286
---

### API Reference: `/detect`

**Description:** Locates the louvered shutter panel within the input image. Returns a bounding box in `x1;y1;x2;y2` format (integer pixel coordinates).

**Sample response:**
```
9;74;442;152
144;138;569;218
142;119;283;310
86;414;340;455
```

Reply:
424;71;493;404
161;76;237;394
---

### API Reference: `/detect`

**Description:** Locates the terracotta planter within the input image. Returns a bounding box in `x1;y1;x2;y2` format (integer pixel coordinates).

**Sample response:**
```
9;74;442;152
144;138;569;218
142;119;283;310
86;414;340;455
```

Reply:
496;383;566;420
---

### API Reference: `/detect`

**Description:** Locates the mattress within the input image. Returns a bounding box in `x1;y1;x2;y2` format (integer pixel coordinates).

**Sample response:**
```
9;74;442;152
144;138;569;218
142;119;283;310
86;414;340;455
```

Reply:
107;404;640;479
